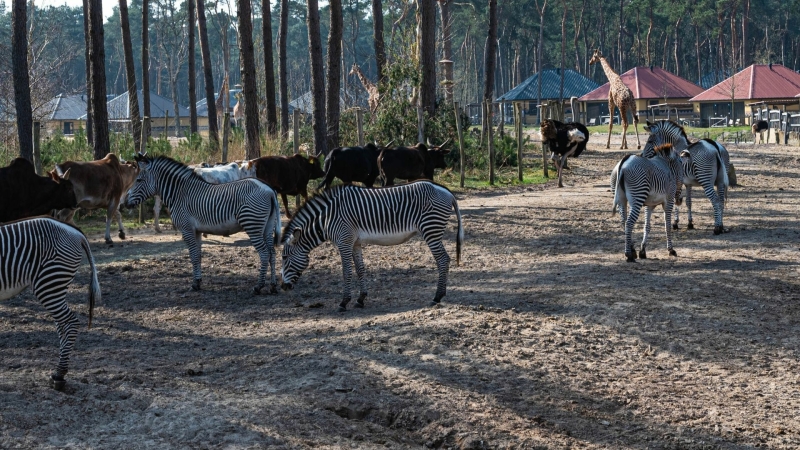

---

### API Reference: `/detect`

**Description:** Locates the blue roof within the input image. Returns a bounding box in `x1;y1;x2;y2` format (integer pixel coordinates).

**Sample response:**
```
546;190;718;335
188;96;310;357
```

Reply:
496;68;599;102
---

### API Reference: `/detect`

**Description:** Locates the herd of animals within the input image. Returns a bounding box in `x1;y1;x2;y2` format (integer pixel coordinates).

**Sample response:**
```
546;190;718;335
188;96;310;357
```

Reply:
0;49;739;392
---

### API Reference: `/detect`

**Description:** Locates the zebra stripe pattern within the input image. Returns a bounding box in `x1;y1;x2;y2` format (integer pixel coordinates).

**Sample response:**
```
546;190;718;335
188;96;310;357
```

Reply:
641;120;730;234
0;217;100;390
612;144;683;262
125;155;281;293
280;180;464;311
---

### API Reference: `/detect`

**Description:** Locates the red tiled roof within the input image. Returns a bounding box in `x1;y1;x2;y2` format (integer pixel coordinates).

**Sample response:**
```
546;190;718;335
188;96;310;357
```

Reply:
578;66;704;102
690;64;800;101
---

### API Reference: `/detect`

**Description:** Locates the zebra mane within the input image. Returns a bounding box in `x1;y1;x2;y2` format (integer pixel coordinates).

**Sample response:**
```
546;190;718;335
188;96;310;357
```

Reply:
281;185;343;241
145;156;211;183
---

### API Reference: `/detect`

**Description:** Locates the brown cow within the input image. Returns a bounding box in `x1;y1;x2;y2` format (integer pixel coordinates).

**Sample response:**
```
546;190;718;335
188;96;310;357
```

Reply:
246;154;325;218
52;153;139;245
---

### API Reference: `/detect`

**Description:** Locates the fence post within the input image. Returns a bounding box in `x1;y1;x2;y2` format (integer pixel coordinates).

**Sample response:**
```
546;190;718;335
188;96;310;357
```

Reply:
454;101;465;188
293;109;301;208
164;111;170;139
32;122;42;175
356;108;365;146
541;114;549;178
222;112;230;163
487;100;495;186
515;102;523;182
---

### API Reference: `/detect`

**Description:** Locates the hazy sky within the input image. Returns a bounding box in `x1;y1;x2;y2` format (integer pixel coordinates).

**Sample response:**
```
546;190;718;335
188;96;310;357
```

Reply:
38;0;118;19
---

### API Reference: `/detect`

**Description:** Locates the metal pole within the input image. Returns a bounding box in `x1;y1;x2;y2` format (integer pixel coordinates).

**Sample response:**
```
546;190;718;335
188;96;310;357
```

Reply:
32;122;42;175
487;100;495;185
515;102;523;182
356;108;364;146
222;112;230;163
454;101;465;188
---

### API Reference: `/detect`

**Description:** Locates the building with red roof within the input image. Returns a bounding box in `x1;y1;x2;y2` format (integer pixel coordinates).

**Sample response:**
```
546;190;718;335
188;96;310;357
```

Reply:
689;64;800;126
577;66;703;126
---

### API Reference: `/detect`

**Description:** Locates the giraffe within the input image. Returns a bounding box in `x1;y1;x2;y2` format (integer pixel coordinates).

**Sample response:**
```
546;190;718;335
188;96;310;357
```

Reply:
349;63;380;119
215;74;230;128
589;49;641;150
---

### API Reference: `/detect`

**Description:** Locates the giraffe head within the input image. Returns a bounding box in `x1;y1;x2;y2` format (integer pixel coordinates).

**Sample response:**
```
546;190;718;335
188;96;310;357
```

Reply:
349;63;360;77
589;49;603;65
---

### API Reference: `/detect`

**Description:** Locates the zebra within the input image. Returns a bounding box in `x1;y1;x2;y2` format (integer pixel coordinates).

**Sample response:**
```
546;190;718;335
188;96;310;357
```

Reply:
0;217;100;390
640;120;730;235
125;153;282;294
280;180;464;311
612;143;683;262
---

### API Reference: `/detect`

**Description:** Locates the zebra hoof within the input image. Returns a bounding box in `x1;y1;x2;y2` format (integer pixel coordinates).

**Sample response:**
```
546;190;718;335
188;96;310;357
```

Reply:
119;231;126;240
270;284;278;294
672;222;679;230
338;305;347;313
625;252;636;262
713;226;724;235
669;249;678;257
687;222;695;230
354;302;364;309
50;374;66;391
154;226;163;234
191;279;202;291
638;249;647;259
252;286;263;295
105;238;114;246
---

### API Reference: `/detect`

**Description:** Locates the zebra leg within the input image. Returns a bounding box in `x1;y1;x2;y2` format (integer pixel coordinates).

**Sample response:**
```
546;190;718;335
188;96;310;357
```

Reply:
153;195;163;233
181;229;203;290
352;243;368;308
685;186;694;229
244;221;277;295
426;240;451;305
665;199;677;257
336;241;355;312
34;272;79;390
624;201;643;262
639;206;653;259
672;203;681;230
714;182;727;235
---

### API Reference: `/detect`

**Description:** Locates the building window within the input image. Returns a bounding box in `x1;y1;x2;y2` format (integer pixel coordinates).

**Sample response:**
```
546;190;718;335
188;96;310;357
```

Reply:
64;122;74;135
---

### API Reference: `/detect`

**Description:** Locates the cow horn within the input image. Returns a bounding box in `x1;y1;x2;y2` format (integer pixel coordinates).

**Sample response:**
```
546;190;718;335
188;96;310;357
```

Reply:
58;168;71;181
438;138;452;149
383;139;395;148
426;137;432;146
55;165;65;178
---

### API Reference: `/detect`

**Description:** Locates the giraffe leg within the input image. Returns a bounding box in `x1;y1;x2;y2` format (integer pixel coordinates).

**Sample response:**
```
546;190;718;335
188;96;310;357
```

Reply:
606;101;614;149
632;111;641;149
620;110;629;150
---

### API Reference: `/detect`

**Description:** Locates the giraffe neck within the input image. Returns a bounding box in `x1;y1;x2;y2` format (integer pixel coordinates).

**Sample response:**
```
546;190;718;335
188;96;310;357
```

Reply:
355;67;375;91
599;57;622;84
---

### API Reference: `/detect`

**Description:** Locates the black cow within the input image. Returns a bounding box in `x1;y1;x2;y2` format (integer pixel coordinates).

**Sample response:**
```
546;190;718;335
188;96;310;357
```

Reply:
248;154;325;217
318;143;384;190
0;158;76;223
752;120;769;146
378;140;451;186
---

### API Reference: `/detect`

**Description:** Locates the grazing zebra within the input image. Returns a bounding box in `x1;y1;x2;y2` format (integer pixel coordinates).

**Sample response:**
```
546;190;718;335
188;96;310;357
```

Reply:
612;143;683;262
125;154;281;293
0;217;100;390
640;120;730;234
280;181;463;311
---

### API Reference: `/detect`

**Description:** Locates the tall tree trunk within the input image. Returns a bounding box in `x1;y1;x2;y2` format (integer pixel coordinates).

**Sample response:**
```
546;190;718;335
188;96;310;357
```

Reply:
171;69;181;137
120;0;142;152
196;0;218;148
741;0;750;67
438;0;453;102
535;0;547;123
262;0;278;136
325;0;342;150
237;0;262;159
306;0;327;155
420;0;437;115
695;23;702;84
141;0;150;142
278;0;289;139
560;0;567;108
572;0;584;73
83;0;93;145
673;15;683;77
646;0;652;66
484;0;498;105
187;0;197;134
372;0;386;81
88;0;109;159
12;0;33;160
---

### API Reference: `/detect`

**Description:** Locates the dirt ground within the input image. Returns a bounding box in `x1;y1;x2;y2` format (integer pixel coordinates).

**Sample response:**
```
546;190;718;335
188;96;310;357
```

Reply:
2;133;799;449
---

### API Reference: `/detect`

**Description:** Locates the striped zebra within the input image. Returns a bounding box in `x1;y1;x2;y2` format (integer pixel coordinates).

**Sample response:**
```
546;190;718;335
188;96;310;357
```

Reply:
0;217;100;390
612;144;683;262
280;181;464;311
125;154;281;294
641;120;730;234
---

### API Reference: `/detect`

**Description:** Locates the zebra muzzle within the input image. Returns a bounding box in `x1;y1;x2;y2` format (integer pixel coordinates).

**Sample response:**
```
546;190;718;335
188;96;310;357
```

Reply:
281;282;293;291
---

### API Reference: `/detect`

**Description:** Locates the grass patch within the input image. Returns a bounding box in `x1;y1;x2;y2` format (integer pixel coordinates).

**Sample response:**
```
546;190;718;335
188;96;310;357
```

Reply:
438;166;551;191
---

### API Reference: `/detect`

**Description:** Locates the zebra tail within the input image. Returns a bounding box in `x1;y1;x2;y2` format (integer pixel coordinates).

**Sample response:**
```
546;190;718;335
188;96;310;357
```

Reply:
272;194;282;246
80;237;100;329
453;197;463;266
717;148;730;189
612;156;629;214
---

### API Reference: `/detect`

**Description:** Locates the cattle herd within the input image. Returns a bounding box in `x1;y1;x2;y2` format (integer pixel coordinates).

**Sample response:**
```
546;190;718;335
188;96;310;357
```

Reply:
1;121;734;391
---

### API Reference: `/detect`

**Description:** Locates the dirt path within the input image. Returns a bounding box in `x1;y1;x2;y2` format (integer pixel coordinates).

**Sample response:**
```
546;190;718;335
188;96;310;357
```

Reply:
2;137;799;449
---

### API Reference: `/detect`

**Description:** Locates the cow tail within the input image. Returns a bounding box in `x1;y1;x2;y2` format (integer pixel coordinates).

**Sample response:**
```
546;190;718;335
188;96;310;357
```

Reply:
318;154;334;191
80;236;100;329
453;197;463;266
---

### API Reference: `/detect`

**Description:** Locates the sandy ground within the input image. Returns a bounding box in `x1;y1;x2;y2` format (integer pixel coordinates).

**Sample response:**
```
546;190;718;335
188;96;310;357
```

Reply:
2;134;799;449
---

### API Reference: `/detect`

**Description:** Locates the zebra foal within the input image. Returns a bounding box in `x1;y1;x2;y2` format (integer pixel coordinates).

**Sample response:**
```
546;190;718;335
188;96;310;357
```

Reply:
280;181;464;311
125;154;281;293
641;120;730;234
612;143;683;262
0;217;100;390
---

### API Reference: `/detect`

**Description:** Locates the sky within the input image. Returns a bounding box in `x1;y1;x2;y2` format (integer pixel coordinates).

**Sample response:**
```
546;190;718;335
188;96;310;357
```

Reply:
38;0;118;20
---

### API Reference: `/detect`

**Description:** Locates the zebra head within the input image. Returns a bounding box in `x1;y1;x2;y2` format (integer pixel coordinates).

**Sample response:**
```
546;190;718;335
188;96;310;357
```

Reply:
125;155;157;208
652;143;684;206
642;120;690;157
280;228;311;290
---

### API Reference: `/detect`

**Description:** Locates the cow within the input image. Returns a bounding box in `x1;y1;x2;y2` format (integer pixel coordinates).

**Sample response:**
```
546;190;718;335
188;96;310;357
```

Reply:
317;143;385;190
378;139;452;186
246;154;325;218
752;120;769;146
0;158;76;223
52;153;139;245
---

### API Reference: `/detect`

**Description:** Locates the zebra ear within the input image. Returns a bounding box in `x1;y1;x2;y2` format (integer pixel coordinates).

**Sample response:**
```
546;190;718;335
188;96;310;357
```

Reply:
289;229;302;245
